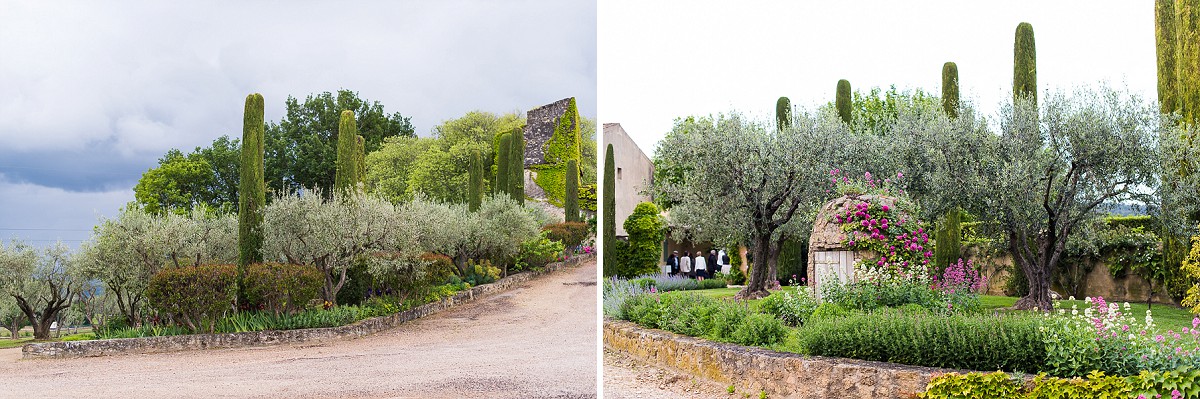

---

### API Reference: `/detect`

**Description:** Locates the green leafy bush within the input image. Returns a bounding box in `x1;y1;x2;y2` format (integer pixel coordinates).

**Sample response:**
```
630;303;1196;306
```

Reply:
463;259;500;286
759;288;818;326
243;263;322;315
620;293;662;328
146;264;237;333
799;310;1045;372
543;221;589;248
731;313;788;346
921;369;1187;399
617;291;785;347
809;303;849;321
515;230;565;271
919;371;1024;399
619;202;665;277
419;253;458;285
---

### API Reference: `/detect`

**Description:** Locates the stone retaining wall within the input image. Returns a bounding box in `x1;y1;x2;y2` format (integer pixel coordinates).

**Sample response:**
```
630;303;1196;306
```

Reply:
23;254;593;360
604;319;952;399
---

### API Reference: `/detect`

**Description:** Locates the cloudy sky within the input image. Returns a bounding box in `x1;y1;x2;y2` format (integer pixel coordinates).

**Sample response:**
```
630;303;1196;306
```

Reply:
0;1;596;247
598;1;1158;157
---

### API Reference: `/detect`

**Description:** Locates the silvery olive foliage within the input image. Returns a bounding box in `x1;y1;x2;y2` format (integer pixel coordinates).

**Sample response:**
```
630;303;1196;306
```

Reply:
76;205;236;324
0;241;84;339
263;191;416;305
652;112;834;297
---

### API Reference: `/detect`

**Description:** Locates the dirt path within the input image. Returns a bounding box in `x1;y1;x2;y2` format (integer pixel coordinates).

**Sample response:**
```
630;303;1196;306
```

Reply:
0;260;597;399
602;349;738;399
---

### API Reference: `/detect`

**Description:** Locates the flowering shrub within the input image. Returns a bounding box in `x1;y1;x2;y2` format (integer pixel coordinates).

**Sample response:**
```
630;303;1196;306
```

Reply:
602;276;649;318
933;258;987;294
829;170;933;283
1043;296;1200;377
627;274;727;292
818;273;979;314
759;285;819;326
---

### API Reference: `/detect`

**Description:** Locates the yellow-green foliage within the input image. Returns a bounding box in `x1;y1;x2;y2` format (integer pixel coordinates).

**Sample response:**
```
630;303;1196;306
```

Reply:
921;369;1199;399
1179;235;1200;313
533;165;566;207
1178;0;1200;124
334;110;359;194
534;99;583;205
920;371;1024;399
1158;0;1178;115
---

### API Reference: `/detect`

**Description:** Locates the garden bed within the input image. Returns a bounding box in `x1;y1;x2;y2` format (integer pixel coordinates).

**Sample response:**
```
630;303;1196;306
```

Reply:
22;254;592;359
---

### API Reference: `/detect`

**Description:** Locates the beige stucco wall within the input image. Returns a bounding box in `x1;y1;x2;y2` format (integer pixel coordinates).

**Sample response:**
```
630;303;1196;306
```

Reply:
602;123;654;237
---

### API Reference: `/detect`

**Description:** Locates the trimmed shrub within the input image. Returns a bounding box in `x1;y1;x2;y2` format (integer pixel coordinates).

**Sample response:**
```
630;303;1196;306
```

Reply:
799;310;1045;372
620;202;665;277
731;313;788;347
543;221;589;248
147;264;237;333
243;263;322;315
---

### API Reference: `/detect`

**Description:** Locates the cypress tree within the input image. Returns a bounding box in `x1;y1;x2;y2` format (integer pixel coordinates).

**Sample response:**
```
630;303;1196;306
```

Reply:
564;158;580;222
942;62;960;118
510;127;525;205
603;144;617;277
934;208;962;272
1014;22;1038;107
1158;0;1179;115
1178;0;1200;124
496;133;511;197
334;110;359;195
775;96;792;131
468;149;483;212
836;79;852;124
237;93;266;301
354;135;365;185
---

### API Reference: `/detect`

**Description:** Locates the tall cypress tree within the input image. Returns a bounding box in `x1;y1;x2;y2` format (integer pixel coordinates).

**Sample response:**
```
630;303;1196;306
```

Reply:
510;127;525;205
354;135;365;185
1014;22;1038;107
934;208;963;272
603;144;617;276
334;110;359;195
1178;0;1200;124
942;62;960;118
564;158;580;222
468;149;483;212
238;93;266;301
775;96;792;131
496;133;511;197
836;79;852;124
1158;0;1179;115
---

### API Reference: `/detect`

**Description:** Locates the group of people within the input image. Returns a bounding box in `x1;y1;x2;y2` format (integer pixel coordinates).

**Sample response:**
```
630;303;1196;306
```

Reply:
664;249;730;280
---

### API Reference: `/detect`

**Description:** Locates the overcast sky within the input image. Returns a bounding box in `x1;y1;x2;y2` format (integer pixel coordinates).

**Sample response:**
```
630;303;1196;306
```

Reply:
598;0;1158;158
0;1;596;247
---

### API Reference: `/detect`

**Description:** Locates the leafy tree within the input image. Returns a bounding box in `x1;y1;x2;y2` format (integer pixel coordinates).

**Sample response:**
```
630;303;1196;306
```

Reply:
564;159;580;222
335;110;359;195
239;93;266;297
603;144;617;277
263;191;409;305
650;114;830;298
0;241;83;339
355;135;365;185
0;296;24;339
1014;22;1037;107
77;206;236;325
364;136;436;203
977;89;1159;310
619;202;665;277
265;90;414;197
134;150;214;216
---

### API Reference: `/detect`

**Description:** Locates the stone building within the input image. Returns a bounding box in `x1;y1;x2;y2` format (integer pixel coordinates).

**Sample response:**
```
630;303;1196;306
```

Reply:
602;123;653;237
523;97;574;167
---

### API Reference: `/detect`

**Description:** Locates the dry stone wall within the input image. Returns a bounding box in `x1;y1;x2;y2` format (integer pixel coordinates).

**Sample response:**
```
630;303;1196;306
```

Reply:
604;319;952;399
23;254;593;359
523;97;572;167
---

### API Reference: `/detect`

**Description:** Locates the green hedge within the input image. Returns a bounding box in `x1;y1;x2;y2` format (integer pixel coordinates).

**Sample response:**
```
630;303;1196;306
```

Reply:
798;309;1045;372
543;221;589;248
147;264;238;333
619;291;786;347
243;263;322;315
921;368;1200;399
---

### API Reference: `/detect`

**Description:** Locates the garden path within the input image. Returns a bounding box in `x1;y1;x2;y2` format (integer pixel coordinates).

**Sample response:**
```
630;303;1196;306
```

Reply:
0;260;597;398
603;349;732;398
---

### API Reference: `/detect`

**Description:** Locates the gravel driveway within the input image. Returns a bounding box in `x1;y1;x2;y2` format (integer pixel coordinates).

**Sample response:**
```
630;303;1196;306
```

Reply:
0;260;597;399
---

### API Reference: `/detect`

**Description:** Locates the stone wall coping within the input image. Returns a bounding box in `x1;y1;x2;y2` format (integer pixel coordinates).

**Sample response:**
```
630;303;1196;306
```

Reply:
21;254;594;360
604;318;971;398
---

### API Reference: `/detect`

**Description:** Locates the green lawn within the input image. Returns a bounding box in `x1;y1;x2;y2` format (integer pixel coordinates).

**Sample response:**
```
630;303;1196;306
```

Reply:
694;288;1199;334
0;330;96;349
0;338;33;349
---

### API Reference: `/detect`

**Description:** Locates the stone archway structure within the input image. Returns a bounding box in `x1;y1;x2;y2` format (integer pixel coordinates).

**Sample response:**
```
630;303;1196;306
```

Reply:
807;194;902;298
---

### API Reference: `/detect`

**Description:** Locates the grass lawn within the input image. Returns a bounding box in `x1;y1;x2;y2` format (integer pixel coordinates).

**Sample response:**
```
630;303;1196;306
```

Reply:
0;338;34;349
694;288;1199;333
0;329;96;349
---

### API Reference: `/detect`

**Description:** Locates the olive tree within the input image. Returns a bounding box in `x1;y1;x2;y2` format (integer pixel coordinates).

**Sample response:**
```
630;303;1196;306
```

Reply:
0;242;84;339
77;206;235;325
977;88;1160;310
0;296;24;339
652;113;833;299
263;192;406;304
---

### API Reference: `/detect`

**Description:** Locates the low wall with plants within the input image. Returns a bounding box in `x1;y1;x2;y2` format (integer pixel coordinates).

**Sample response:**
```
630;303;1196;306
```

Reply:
23;254;592;359
604;319;948;398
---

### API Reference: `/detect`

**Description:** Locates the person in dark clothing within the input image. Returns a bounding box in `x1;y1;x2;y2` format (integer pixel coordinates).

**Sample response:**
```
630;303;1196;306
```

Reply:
667;251;680;275
707;250;718;276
